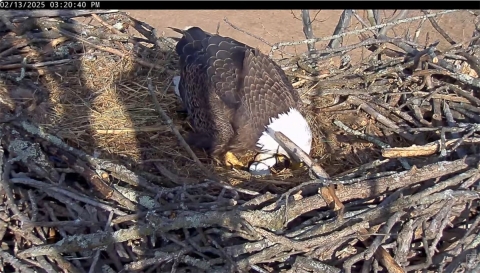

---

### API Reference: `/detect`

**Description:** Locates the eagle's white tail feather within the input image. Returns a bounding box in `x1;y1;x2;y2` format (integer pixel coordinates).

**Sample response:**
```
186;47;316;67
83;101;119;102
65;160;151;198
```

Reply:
172;76;181;99
256;108;312;158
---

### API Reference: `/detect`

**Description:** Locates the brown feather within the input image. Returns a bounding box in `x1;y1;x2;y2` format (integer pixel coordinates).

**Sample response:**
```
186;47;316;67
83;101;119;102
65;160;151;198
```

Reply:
174;26;304;159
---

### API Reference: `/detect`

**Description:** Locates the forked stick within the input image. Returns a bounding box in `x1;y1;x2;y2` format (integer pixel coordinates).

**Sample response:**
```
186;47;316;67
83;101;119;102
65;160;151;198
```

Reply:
382;137;480;158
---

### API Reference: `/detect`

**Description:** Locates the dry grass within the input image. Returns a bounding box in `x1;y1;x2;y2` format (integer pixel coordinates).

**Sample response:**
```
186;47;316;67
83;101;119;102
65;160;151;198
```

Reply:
2;11;468;195
4;35;383;194
3;12;472;191
1;10;479;273
34;50;208;179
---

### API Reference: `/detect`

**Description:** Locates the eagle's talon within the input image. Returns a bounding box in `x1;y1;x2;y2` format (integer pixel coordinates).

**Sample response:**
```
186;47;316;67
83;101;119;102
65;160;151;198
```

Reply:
224;151;245;169
276;154;287;163
275;154;304;170
290;161;304;170
172;26;313;174
248;161;271;176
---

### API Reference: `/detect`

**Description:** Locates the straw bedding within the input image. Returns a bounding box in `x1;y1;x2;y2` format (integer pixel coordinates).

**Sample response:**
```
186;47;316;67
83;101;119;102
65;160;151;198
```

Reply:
0;9;479;273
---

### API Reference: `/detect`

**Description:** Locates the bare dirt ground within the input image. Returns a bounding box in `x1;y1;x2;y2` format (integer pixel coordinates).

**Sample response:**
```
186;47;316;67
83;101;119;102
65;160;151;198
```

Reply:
124;9;475;62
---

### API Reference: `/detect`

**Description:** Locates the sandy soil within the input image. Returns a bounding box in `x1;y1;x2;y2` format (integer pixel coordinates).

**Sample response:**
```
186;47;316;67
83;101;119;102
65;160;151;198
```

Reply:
123;10;476;61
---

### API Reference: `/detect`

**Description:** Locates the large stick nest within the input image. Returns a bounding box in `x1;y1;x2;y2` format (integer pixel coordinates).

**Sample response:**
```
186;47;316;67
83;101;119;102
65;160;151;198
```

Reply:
0;9;479;273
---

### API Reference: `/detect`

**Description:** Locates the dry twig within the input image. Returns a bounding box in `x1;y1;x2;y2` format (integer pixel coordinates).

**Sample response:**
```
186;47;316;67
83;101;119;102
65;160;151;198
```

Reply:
0;9;478;273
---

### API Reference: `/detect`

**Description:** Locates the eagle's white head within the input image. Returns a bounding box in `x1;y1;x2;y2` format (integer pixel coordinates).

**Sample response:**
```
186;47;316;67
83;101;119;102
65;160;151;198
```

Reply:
250;107;312;175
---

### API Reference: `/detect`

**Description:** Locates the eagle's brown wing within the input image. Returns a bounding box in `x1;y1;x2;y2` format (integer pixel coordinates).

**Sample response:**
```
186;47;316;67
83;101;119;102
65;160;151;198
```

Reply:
229;49;303;152
172;26;303;157
172;27;251;156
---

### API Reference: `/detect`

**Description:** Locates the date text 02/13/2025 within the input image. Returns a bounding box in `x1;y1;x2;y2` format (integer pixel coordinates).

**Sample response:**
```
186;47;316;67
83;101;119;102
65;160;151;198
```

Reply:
0;1;101;9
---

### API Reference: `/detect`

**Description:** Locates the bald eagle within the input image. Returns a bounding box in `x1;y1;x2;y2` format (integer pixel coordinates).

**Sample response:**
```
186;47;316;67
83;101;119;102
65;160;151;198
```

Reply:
171;26;312;176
